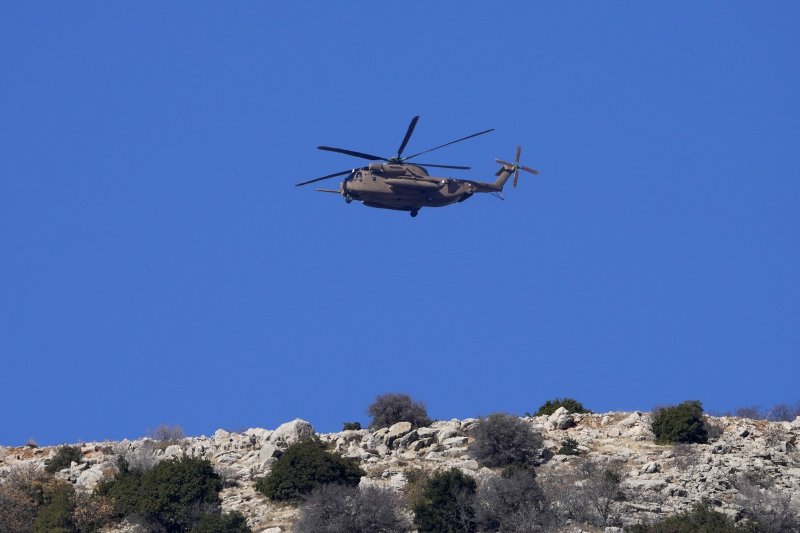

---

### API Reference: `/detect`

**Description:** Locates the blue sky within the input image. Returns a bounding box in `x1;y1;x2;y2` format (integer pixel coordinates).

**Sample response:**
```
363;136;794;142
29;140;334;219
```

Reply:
2;2;798;445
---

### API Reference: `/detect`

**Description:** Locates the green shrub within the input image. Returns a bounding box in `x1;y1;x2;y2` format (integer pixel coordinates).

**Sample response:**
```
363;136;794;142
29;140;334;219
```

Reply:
45;446;82;474
413;468;477;533
98;456;222;532
627;501;757;532
368;393;432;429
468;413;542;468
31;481;75;533
558;437;581;456
534;398;591;416
189;511;252;533
342;421;362;431
651;400;708;444
254;438;364;502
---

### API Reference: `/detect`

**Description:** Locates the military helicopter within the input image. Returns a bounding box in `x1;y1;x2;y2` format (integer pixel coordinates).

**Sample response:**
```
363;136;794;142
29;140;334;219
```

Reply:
295;116;538;217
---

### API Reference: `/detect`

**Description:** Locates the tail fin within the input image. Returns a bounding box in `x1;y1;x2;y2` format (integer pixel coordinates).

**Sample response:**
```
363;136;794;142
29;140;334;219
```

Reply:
493;146;539;190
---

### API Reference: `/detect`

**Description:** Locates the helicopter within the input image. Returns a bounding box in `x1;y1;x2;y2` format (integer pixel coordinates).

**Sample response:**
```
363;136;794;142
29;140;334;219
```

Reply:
295;116;539;217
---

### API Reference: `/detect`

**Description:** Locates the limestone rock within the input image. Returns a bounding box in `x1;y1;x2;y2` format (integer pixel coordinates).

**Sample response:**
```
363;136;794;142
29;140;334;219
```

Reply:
269;419;315;447
386;422;413;447
547;407;575;430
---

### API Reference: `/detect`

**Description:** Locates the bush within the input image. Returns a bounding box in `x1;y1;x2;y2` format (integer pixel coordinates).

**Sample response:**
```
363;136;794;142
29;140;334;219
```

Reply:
31;481;75;533
735;406;763;420
627;501;755;532
413;468;477;533
45;445;83;474
474;468;554;532
542;458;626;527
189;511;252;533
403;468;432;512
254;438;364;502
558;437;581;456
534;398;591;416
98;456;222;532
148;424;186;451
735;472;800;532
342;421;362;431
651;401;708;444
368;393;431;429
0;467;51;533
468;413;542;468
766;403;799;422
294;484;410;533
71;492;114;533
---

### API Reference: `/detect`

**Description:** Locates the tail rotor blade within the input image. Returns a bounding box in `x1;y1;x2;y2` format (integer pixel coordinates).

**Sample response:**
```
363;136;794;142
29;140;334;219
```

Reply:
513;168;520;188
515;145;521;165
520;165;539;175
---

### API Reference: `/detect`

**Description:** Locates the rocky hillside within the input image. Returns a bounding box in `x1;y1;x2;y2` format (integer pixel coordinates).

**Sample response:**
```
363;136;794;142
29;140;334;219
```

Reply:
2;410;799;532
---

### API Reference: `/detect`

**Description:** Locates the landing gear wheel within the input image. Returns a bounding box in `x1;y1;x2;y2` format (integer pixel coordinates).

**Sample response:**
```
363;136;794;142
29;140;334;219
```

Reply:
410;209;419;218
344;195;353;204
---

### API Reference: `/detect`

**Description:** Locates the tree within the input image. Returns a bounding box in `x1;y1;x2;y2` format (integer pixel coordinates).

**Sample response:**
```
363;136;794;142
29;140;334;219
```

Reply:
468;413;542;468
294;484;410;533
98;456;222;532
45;446;82;474
651;400;708;444
254;439;364;502
413;468;477;533
368;393;431;429
474;468;554;532
534;398;591;416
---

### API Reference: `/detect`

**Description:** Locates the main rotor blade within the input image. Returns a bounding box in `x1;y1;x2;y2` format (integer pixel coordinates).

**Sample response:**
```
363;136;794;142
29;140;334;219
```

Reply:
412;163;471;170
403;128;495;160
315;188;341;193
396;115;419;158
520;165;539;175
295;169;352;187
318;146;386;161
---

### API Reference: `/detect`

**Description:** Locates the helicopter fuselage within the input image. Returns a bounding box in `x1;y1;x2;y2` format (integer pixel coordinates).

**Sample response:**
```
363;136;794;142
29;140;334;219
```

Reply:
340;163;497;213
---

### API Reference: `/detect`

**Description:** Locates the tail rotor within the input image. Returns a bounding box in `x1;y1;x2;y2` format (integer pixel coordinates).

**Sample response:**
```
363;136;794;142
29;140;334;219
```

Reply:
496;145;539;187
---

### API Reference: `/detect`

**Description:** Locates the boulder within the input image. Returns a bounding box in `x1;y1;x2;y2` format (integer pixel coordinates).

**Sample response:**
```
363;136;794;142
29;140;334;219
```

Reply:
269;419;315;447
547;407;575;430
258;443;282;462
442;436;469;447
386;422;413;447
620;412;642;428
394;430;419;450
162;445;184;459
365;428;389;449
244;428;273;443
76;464;107;491
437;427;461;443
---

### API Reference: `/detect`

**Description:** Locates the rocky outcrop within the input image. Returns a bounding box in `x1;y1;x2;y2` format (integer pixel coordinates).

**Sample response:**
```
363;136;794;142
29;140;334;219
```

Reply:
2;413;798;532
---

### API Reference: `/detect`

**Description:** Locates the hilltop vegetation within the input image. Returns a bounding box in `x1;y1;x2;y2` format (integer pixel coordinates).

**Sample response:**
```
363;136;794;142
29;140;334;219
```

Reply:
1;395;799;532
